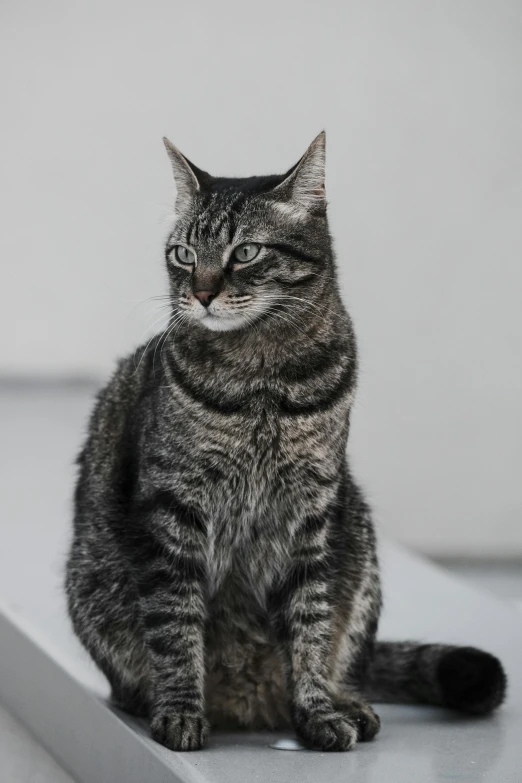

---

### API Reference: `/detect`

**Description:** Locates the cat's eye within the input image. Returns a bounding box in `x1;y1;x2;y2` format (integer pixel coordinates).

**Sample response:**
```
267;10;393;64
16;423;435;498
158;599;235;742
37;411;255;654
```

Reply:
233;243;261;263
174;245;196;265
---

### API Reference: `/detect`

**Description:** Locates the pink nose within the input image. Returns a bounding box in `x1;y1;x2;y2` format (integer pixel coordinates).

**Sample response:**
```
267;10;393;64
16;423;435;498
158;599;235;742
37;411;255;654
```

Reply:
193;290;216;308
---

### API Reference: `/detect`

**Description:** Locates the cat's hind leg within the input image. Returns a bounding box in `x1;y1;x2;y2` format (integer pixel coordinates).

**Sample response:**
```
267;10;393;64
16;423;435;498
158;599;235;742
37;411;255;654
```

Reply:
65;535;151;718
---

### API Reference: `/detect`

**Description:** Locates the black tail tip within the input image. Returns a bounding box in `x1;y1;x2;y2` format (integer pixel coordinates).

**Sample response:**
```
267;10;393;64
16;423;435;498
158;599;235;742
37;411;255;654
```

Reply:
438;647;507;715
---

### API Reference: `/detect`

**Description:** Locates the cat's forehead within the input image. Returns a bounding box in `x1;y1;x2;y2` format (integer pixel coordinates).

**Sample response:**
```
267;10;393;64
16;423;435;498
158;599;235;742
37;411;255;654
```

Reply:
172;183;279;247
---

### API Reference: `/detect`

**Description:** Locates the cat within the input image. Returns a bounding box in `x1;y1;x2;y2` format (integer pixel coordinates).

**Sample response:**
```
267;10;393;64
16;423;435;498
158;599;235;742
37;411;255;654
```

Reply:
65;132;506;752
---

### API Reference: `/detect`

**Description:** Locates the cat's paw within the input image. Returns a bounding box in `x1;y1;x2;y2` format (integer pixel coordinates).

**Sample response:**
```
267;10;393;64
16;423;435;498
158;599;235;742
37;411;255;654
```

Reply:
335;699;381;742
150;711;209;751
293;702;380;751
293;709;358;752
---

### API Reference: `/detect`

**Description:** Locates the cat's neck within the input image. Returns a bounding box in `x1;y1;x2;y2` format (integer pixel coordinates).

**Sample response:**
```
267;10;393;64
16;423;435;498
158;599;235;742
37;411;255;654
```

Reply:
168;289;349;381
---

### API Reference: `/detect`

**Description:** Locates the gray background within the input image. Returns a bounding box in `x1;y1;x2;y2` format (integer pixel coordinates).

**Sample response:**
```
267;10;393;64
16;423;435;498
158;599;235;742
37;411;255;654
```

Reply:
1;0;521;556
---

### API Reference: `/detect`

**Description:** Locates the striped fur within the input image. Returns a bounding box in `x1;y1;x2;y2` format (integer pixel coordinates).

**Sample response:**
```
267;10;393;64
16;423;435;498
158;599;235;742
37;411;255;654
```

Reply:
65;133;506;752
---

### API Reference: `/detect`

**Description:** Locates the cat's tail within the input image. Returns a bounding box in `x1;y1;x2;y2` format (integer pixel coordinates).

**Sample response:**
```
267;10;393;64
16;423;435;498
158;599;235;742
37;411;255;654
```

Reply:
364;641;507;715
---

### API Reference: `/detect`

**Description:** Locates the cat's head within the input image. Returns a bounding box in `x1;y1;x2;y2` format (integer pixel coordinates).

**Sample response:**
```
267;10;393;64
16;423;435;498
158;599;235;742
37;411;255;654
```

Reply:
163;132;333;333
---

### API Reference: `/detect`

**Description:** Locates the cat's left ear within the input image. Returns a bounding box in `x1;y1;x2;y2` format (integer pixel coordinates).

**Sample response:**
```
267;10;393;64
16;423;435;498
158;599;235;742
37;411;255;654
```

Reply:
163;138;210;210
271;131;326;217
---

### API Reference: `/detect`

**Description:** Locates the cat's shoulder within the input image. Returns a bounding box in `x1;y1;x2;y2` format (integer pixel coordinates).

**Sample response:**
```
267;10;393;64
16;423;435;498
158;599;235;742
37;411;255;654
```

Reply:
84;340;163;437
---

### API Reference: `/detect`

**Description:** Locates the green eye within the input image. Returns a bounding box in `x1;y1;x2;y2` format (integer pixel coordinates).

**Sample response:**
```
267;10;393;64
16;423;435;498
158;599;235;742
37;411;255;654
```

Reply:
174;245;196;265
234;243;260;263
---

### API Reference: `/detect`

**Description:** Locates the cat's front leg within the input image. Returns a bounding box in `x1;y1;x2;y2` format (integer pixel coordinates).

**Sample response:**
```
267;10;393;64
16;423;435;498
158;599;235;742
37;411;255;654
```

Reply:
128;489;209;751
269;509;380;751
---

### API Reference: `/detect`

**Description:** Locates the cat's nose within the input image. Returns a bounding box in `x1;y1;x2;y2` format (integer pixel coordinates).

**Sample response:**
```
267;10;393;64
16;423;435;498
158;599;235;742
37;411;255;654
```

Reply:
192;271;223;307
193;290;216;308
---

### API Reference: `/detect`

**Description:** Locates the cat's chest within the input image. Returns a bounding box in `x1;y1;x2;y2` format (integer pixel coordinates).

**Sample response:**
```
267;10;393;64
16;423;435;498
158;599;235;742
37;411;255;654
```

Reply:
195;408;340;597
198;407;335;514
205;511;294;599
164;395;344;595
198;412;295;593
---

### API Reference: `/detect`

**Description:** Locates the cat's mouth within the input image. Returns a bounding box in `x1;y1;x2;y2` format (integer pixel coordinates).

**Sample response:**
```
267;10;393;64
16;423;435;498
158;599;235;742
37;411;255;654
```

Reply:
188;293;273;333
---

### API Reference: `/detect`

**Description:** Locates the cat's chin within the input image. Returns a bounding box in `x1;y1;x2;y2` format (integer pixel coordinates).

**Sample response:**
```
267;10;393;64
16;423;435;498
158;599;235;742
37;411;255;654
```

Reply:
197;313;249;332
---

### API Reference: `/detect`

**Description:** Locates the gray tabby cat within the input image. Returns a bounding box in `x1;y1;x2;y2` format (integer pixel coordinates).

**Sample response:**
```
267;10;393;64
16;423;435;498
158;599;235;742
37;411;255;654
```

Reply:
66;132;506;752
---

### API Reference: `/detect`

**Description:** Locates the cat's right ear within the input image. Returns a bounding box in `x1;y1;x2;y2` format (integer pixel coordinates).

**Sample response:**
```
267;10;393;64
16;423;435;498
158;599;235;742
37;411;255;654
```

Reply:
269;132;326;219
163;138;209;209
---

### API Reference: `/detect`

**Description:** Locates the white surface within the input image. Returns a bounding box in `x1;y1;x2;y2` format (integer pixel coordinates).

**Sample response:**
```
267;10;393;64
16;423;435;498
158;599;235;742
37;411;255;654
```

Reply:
0;704;76;783
0;385;521;783
1;1;522;556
